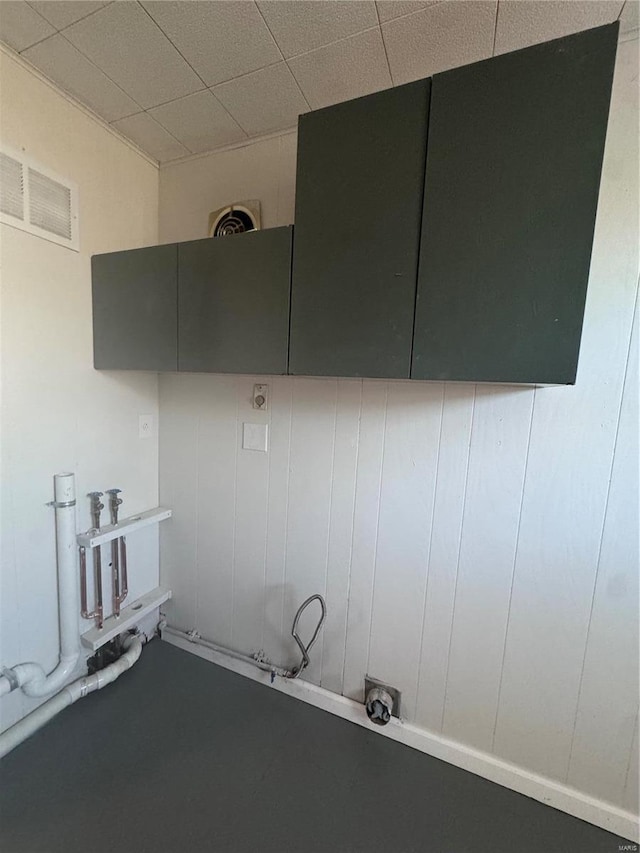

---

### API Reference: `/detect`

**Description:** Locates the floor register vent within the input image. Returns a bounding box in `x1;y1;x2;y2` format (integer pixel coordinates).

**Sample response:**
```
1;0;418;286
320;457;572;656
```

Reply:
0;147;79;251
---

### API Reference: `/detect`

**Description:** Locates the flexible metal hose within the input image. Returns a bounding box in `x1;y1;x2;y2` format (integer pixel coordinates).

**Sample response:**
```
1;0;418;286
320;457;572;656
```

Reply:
287;594;327;679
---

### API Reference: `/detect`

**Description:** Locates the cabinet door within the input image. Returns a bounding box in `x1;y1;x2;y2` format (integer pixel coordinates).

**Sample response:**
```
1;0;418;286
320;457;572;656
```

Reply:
412;24;618;384
178;227;292;374
290;81;430;378
92;244;177;370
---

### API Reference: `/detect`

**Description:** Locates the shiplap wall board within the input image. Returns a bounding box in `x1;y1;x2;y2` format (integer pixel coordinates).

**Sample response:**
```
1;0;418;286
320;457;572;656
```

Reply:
566;295;638;804
341;381;388;701
321;379;361;695
367;382;443;715
441;386;534;752
159;34;639;814
414;384;475;730
492;36;639;784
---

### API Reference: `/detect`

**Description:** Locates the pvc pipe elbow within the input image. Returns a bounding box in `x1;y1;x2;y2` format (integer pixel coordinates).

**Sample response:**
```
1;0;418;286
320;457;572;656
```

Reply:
19;654;80;698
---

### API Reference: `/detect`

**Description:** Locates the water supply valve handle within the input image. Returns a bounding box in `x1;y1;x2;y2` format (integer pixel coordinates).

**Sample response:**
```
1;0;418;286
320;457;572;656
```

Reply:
87;492;104;530
106;488;123;525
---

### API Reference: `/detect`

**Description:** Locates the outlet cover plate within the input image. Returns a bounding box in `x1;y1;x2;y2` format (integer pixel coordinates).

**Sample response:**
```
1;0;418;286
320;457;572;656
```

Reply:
364;676;401;718
139;414;155;439
243;422;268;452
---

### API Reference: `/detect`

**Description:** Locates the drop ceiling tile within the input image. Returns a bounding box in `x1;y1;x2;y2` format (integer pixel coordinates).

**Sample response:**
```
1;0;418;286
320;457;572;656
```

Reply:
382;1;497;84
620;0;639;35
257;1;378;58
22;34;139;121
112;112;189;163
149;90;246;154
27;1;109;30
288;28;391;110
376;1;439;24
0;1;54;51
494;1;624;55
142;1;281;86
64;1;202;108
214;63;308;136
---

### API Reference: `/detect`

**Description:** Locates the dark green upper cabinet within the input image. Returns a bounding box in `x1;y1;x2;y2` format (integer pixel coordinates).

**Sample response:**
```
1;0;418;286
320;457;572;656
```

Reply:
290;80;431;378
178;227;292;374
412;23;618;384
92;243;177;371
92;26;617;383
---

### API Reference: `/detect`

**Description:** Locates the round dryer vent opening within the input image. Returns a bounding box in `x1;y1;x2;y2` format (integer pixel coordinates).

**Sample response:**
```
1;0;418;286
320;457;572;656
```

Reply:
208;201;261;237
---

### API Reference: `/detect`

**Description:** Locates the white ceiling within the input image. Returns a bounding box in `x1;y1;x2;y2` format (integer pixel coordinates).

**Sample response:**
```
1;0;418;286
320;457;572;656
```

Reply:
0;0;635;164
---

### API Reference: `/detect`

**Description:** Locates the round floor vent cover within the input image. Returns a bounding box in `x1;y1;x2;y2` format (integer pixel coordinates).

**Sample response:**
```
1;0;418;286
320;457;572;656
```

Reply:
208;201;261;237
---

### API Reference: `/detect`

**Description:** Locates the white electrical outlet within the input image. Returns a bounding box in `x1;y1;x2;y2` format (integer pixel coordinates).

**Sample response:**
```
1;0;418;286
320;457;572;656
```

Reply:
139;414;155;439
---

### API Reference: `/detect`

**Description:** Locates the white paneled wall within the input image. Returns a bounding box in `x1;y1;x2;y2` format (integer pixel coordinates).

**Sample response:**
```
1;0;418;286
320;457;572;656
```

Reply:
0;49;160;733
159;34;638;812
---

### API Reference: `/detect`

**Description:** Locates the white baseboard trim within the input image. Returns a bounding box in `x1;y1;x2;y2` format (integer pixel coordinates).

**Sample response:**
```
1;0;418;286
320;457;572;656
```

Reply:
162;632;639;843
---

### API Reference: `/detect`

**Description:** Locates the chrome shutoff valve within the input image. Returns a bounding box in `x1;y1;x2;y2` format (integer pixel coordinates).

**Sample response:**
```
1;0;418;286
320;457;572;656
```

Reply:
87;491;104;531
106;488;123;525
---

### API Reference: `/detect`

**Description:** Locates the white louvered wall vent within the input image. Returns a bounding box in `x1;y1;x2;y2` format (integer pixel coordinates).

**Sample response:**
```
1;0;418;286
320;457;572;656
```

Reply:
0;148;79;251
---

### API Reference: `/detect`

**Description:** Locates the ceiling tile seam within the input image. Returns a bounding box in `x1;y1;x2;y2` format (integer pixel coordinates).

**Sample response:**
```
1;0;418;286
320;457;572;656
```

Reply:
0;40;158;168
376;1;453;35
25;0;116;36
17;1;116;52
15;30;58;56
376;0;445;25
206;58;285;89
284;21;382;62
253;1;312;111
157;125;297;170
20;4;151;117
137;0;210;90
52;29;147;115
200;95;253;138
284;23;394;106
114;109;198;156
618;0;633;22
9;2;54;52
378;0;489;44
135;1;247;141
16;29;148;123
492;1;501;57
129;86;208;113
284;60;311;108
374;4;395;87
253;0;286;62
199;88;249;140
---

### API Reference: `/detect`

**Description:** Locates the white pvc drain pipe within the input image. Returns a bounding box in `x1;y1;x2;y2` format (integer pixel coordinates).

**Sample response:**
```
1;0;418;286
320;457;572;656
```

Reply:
0;473;146;759
0;635;143;759
0;473;80;698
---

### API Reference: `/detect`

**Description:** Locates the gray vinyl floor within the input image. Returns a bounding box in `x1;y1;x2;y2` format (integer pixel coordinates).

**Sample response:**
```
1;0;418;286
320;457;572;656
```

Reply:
0;639;630;853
